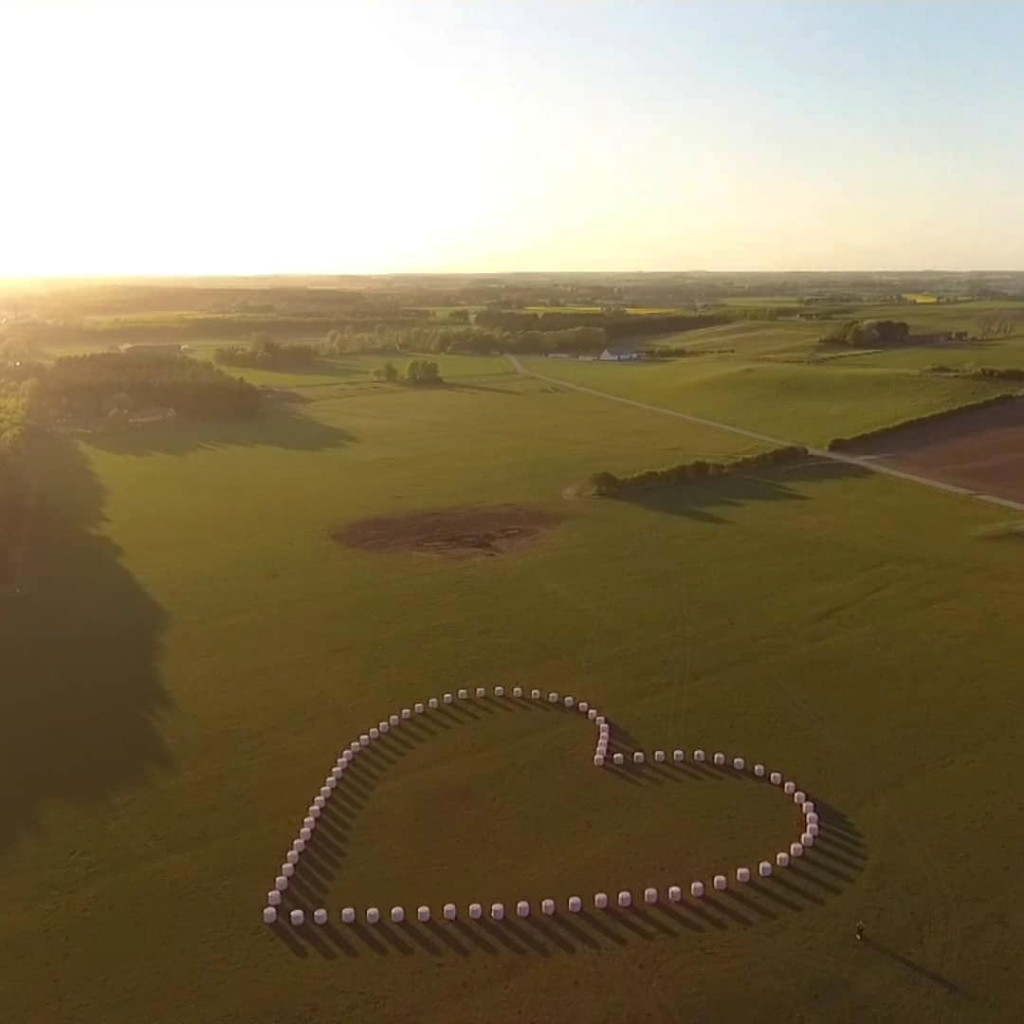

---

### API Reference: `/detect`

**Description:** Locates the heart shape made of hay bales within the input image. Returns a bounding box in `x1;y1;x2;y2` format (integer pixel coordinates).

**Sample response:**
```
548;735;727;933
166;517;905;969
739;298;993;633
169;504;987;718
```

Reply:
262;688;829;932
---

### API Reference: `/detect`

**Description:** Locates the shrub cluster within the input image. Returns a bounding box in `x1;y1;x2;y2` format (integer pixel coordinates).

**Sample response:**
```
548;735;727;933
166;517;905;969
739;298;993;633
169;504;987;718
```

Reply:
37;352;261;422
819;320;910;347
588;446;808;497
214;336;319;369
372;360;443;385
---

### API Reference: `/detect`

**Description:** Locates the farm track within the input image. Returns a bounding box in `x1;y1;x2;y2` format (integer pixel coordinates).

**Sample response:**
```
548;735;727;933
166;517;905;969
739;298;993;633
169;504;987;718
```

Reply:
506;355;1024;513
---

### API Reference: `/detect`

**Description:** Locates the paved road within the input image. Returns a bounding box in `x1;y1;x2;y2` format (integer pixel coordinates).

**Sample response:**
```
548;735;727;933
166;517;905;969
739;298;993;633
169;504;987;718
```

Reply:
506;354;1024;514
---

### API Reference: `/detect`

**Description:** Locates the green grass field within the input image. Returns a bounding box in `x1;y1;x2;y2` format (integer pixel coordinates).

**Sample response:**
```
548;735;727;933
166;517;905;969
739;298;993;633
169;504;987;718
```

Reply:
2;356;1022;1022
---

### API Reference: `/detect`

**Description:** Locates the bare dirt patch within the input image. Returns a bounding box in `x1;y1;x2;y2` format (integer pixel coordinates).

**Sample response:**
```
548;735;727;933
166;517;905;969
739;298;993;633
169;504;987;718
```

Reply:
849;398;1024;503
334;505;561;558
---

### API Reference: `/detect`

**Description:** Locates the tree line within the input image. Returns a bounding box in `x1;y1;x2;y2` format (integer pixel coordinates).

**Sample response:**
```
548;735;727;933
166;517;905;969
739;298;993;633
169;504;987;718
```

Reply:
819;320;911;347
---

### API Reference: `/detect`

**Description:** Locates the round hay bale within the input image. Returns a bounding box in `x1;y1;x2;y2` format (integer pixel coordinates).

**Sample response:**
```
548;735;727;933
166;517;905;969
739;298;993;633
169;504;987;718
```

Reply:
713;752;726;766
801;832;815;847
494;686;504;697
531;689;541;699
673;749;685;763
776;852;790;868
564;696;574;708
789;842;804;858
417;906;431;923
290;909;305;926
286;850;299;865
694;749;706;762
754;763;765;777
415;702;425;714
311;804;323;816
736;867;751;884
593;754;605;767
299;827;312;842
444;693;454;704
770;771;782;785
567;896;582;913
366;907;380;924
281;863;295;878
516;901;530;918
341;907;356;924
579;701;589;713
690;881;705;898
595;715;606;727
267;890;282;906
633;751;645;765
379;721;389;734
758;860;773;878
369;727;380;740
512;686;523;698
594;892;609;909
349;741;361;752
612;753;625;766
802;801;816;816
330;768;343;780
643;887;658;904
314;908;328;925
805;812;819;826
475;687;486;698
588;709;598;720
390;906;405;923
617;890;632;908
807;822;820;837
783;781;797;795
359;734;370;747
713;874;727;891
303;816;316;830
401;708;412;720
292;838;306;853
457;689;468;700
342;749;354;762
793;790;806;805
389;714;400;727
443;903;457;921
548;691;559;703
654;750;666;763
428;698;439;709
541;899;555;916
263;906;277;924
733;757;745;771
469;903;483;920
668;885;682;902
490;903;504;921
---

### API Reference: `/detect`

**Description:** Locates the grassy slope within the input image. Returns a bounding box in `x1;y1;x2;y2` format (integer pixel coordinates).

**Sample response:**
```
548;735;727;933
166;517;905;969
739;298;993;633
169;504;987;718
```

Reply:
1;361;1022;1023
524;357;1010;448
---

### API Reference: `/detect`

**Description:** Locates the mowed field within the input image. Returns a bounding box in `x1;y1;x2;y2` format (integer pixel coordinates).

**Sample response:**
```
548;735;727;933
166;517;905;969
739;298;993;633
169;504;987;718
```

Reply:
1;356;1023;1023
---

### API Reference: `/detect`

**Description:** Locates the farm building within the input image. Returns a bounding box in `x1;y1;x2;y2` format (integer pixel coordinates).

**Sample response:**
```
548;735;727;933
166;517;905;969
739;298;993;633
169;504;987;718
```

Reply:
118;343;187;357
599;348;639;362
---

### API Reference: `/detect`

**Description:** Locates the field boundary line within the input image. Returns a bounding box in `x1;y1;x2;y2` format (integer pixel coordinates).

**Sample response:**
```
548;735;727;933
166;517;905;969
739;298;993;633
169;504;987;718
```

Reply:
506;355;1024;513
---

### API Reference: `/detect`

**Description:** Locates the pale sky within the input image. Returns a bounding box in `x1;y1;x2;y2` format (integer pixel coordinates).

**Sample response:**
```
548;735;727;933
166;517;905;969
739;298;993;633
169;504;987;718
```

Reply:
2;0;1024;276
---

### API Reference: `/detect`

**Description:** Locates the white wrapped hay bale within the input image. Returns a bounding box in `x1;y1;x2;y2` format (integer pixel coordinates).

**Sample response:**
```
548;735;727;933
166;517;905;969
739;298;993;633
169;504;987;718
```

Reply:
494;686;505;697
594;754;606;767
789;842;804;858
428;698;439;709
673;749;685;763
311;804;323;817
444;693;455;704
531;689;541;699
736;867;751;884
793;790;806;805
263;906;277;924
776;851;790;868
282;863;295;878
694;749;706;762
417;906;431;923
299;827;312;842
391;906;405;923
401;708;412;720
579;701;589;713
290;909;305;926
713;875;727;891
568;896;582;913
389;714;400;727
304;816;316;830
342;749;354;762
360;734;370;747
330;767;343;780
379;721;389;734
490;903;504;920
415;702;425;714
443;903;457;921
617;890;632;908
292;838;306;853
668;885;682;902
612;753;625;766
516;901;530;918
805;812;819;826
267;890;282;907
733;757;745;771
643;887;658;905
595;715;606;727
594;892;609;909
754;763;765;777
366;907;380;924
801;832;815;848
476;687;486;698
770;771;782;785
802;801;815;816
541;899;555;916
633;751;645;765
784;781;796;795
758;860;773;878
314;908;328;925
469;903;483;920
654;750;666;763
690;881;705;898
512;686;523;698
341;907;356;924
588;709;598;721
713;752;726;766
457;689;468;699
807;822;819;837
548;691;559;704
564;696;575;709
349;741;361;753
286;850;300;865
369;727;380;740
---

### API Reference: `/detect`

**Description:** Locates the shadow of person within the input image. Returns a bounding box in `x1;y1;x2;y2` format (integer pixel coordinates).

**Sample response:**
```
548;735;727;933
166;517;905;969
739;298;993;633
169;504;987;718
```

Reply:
862;937;967;996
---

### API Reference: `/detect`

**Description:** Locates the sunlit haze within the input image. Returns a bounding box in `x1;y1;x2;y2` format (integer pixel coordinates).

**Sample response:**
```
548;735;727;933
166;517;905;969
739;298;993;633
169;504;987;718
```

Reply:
3;0;1024;276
